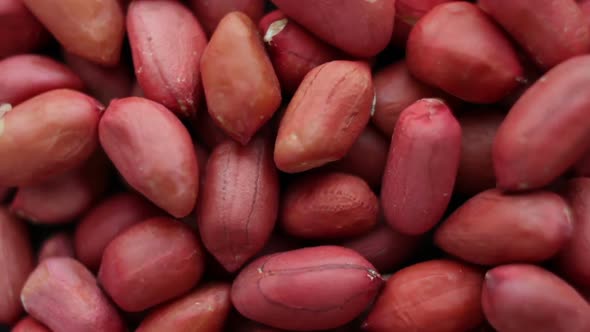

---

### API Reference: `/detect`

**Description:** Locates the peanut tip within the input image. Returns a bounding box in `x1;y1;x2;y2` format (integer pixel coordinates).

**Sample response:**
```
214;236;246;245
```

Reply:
264;19;288;43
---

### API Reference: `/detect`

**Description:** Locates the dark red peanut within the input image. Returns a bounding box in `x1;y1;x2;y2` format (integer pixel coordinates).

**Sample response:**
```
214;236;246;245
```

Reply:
406;2;524;103
98;217;205;312
201;12;282;145
392;0;458;46
64;52;133;105
128;0;208;118
232;246;383;331
0;54;84;105
22;0;125;66
10;150;111;224
74;192;163;271
493;55;590;190
99;97;199;218
190;0;265;35
0;89;101;187
342;223;423;273
482;264;590;332
381;99;461;235
136;283;231;332
0;0;48;59
274;60;373;173
198;135;279;272
480;0;590;70
435;189;573;265
0;208;34;324
38;232;75;261
280;172;379;239
259;10;342;94
21;257;126;332
11;316;50;332
557;178;590;290
372;60;443;137
270;0;395;57
363;260;484;332
324;125;389;189
455;110;504;196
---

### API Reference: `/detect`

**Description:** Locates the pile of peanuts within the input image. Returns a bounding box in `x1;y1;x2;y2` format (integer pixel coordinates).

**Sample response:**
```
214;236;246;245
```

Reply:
2;0;590;331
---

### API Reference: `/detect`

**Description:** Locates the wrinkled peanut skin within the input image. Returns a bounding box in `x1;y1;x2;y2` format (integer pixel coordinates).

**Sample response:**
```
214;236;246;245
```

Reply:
483;264;590;332
281;172;379;239
201;12;282;145
232;246;383;331
274;60;373;173
363;260;484;332
198;135;279;272
0;89;101;187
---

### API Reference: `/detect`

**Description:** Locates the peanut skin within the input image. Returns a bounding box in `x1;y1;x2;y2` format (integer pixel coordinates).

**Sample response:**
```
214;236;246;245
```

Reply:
280;172;379;239
381;99;461;235
324;125;389;189
21;257;126;332
372;60;443;137
274;60;373;173
483;265;590;332
557;178;590;290
435;189;573;265
406;2;524;103
493;55;590;191
197;135;279;272
74;192;164;271
0;54;84;105
22;0;125;66
270;0;395;57
38;232;75;261
232;246;383;331
190;0;265;35
128;0;208;118
259;10;342;95
136;283;231;332
0;0;48;59
363;260;484;332
64;52;133;105
479;0;590;70
455;110;504;196
201;12;282;145
12;316;51;332
0;208;34;325
10;150;111;224
99;97;199;218
392;0;458;46
0;89;101;187
98;217;205;312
